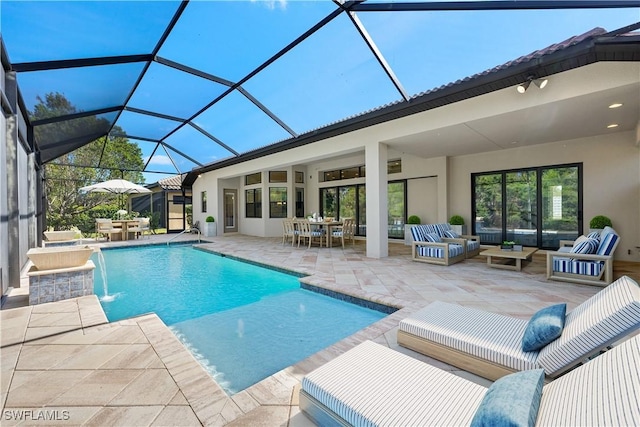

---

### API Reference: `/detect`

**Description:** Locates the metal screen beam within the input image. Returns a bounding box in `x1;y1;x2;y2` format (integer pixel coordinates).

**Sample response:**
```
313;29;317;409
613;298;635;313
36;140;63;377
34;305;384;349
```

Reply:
353;1;640;12
12;55;152;72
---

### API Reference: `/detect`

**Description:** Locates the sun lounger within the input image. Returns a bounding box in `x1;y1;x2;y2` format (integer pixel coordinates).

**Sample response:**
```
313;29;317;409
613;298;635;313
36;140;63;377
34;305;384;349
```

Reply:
300;335;640;426
397;275;640;381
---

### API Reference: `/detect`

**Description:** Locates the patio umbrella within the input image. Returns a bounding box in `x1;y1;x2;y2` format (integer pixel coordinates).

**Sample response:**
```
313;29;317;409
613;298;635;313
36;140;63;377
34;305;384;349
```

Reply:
79;179;152;194
79;179;151;209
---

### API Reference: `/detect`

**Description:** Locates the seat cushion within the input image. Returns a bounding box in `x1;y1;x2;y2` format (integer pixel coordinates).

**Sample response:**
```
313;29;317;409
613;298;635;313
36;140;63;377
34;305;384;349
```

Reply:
552;257;603;277
399;302;539;372
302;340;486;427
521;304;567;352
417;244;464;259
470;369;544;427
569;238;599;254
537;276;640;375
596;232;619;256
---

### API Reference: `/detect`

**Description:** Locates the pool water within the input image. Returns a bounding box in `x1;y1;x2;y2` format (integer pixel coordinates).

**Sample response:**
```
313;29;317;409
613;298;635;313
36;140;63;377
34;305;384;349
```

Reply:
93;245;385;394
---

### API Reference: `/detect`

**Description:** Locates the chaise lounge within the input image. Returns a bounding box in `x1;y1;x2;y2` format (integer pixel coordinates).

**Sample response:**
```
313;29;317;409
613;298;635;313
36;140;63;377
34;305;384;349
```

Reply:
300;335;640;426
397;275;640;381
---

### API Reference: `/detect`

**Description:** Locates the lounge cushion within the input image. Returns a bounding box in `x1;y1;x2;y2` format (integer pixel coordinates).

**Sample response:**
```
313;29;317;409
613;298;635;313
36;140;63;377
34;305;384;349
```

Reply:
470;369;544;427
301;340;486;426
399;302;539;372
521;304;567;352
417;244;464;259
537;276;640;375
586;231;601;240
552;257;603;277
537;336;640;426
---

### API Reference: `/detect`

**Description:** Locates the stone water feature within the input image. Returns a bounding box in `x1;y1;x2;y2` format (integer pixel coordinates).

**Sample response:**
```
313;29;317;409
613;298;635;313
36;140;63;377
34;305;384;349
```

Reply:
26;246;96;305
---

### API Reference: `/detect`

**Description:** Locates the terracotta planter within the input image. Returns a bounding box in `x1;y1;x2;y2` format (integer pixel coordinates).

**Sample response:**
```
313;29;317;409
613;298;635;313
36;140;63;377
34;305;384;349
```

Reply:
27;246;94;271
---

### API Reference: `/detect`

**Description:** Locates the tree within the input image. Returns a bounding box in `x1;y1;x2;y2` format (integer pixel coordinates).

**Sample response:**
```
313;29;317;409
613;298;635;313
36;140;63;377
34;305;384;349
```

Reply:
31;92;145;233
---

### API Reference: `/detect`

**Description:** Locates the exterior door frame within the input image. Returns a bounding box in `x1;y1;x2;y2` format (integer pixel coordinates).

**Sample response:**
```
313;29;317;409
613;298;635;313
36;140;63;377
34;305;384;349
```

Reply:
223;189;238;233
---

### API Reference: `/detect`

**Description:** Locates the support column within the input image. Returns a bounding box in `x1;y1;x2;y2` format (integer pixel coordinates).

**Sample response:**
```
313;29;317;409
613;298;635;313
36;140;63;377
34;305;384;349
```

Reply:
5;70;20;288
365;141;388;258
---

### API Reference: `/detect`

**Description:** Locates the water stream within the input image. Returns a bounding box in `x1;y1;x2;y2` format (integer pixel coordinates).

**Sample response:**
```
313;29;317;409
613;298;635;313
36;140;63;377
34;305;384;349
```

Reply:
96;249;118;302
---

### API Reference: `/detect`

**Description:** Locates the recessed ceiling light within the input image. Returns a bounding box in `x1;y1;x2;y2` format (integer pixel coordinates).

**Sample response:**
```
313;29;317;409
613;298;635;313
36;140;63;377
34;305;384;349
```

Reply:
607;124;619;129
511;141;519;144
608;103;623;109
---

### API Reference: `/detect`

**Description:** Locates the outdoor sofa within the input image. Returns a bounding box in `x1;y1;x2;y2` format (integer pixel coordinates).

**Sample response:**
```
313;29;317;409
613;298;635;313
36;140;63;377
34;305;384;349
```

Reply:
410;224;481;266
397;275;640;381
546;226;620;286
300;335;640;426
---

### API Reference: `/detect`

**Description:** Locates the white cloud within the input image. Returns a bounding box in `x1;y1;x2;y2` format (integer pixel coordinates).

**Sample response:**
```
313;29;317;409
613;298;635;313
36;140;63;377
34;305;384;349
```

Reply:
251;0;287;11
144;155;174;166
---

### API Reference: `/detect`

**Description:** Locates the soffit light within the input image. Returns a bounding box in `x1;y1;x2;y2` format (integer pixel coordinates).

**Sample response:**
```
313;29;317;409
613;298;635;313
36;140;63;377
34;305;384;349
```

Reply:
608;103;623;109
516;77;548;93
607;124;619;128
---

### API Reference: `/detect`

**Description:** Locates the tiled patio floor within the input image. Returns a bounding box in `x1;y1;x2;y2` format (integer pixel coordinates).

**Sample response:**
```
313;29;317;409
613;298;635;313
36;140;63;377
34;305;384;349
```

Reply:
1;234;635;426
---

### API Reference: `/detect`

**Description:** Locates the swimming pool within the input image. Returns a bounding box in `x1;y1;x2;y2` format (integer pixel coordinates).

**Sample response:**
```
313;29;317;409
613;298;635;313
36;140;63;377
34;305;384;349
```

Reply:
93;245;386;394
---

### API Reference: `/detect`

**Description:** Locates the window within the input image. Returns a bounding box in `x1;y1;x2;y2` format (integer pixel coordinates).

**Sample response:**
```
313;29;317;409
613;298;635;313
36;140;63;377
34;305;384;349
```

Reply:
295;171;304;183
472;164;582;249
295;187;304;218
245;188;262;218
269;187;287;218
245;172;261;185
322;160;401;182
201;191;207;213
320;180;405;238
269;171;287;183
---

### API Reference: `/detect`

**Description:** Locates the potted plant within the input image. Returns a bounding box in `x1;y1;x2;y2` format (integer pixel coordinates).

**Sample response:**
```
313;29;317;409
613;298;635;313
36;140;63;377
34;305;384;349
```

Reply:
449;215;466;236
513;241;523;251
405;215;422;246
501;240;515;251
589;215;612;233
203;215;216;237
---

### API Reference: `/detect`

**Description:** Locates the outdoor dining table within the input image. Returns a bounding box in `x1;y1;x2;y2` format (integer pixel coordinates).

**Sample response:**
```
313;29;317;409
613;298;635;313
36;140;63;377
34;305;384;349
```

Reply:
111;219;140;241
294;219;343;247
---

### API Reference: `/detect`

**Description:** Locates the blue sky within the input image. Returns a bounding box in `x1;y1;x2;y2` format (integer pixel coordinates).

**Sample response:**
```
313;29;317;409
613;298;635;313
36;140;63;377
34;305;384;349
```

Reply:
2;1;638;183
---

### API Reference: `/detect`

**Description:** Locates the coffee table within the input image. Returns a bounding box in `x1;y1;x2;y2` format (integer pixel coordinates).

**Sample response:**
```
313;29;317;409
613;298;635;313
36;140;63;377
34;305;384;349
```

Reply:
480;247;539;271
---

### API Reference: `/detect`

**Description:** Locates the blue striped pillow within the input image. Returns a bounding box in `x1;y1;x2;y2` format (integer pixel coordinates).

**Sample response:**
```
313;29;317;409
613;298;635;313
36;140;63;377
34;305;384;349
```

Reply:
586;231;601;240
596;233;618;256
443;230;460;238
424;233;442;243
570;238;598;254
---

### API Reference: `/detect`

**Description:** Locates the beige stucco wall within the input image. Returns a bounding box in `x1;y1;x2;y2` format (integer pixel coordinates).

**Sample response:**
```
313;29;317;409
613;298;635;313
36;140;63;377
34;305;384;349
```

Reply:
449;130;639;261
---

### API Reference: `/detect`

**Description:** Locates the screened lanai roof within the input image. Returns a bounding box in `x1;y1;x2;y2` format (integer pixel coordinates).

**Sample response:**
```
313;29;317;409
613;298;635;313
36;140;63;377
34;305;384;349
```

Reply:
2;1;639;183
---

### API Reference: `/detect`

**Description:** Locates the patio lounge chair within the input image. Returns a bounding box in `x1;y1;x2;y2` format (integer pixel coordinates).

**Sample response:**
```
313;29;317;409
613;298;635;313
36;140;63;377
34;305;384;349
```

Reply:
546;226;620;286
300;335;640;426
410;225;466;266
397;275;640;381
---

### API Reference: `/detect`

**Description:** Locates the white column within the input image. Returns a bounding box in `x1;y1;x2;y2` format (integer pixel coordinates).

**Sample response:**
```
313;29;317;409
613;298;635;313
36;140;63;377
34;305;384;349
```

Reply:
365;141;388;258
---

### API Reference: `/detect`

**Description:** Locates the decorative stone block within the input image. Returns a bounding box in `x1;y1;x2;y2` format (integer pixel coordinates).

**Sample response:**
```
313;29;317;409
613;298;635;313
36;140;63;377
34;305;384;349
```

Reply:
28;261;95;305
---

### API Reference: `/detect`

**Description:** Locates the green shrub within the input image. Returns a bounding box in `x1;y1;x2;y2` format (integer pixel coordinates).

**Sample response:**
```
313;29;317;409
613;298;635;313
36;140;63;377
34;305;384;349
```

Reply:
589;215;612;229
449;215;464;225
206;215;215;223
407;215;421;224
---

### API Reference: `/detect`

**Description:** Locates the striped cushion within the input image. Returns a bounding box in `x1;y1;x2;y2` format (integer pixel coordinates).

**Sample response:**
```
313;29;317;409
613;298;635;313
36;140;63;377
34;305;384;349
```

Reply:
537;276;640;375
411;225;433;242
570;238;599;254
399;302;539;372
552;257;603;277
596;232;618;256
443;230;459;238
417;244;464;259
433;223;452;238
467;240;480;252
301;340;486;426
424;233;442;243
586;231;601;240
537;335;640;426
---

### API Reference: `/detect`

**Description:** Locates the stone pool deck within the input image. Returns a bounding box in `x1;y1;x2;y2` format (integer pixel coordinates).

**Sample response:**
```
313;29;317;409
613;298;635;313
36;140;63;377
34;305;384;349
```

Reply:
3;233;635;425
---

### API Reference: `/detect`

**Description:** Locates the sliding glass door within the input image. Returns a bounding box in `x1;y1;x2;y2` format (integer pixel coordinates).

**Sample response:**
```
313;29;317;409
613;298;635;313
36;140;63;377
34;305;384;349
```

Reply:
473;164;581;249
